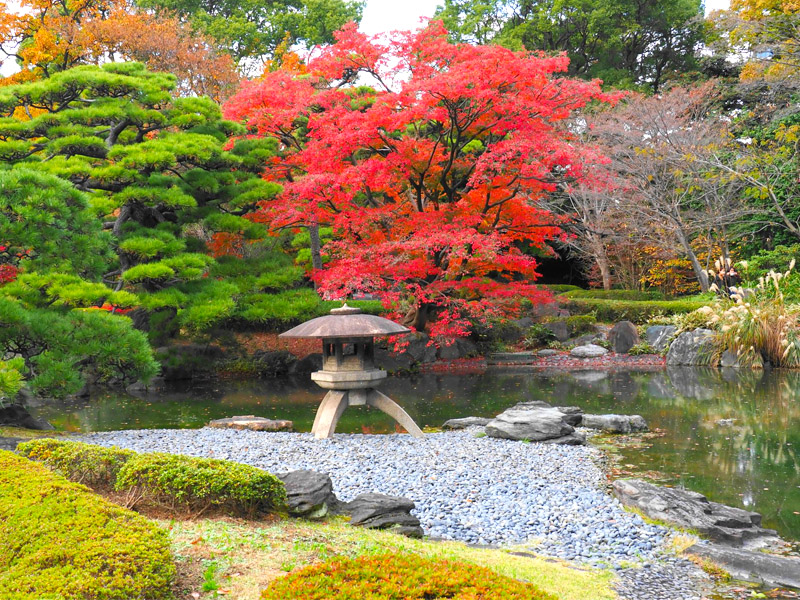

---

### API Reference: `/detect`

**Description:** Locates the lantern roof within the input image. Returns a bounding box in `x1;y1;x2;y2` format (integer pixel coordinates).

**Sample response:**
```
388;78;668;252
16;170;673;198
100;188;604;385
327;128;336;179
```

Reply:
279;304;411;339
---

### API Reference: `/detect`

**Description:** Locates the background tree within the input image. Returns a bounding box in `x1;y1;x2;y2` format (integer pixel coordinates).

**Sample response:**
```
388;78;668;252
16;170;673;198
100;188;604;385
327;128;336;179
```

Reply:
137;0;364;72
0;0;239;99
587;84;748;291
436;0;705;91
224;22;616;337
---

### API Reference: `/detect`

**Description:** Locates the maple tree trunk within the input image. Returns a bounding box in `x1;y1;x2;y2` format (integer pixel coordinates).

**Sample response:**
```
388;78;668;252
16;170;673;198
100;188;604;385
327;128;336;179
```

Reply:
677;230;710;292
403;303;431;331
308;223;323;271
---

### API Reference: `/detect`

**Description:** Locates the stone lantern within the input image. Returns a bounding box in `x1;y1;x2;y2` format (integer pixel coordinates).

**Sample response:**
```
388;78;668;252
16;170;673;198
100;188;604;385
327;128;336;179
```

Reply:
280;304;424;439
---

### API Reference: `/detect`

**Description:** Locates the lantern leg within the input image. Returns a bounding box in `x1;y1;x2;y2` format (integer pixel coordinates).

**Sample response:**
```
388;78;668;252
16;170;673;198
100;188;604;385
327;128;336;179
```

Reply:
367;389;424;438
312;390;349;439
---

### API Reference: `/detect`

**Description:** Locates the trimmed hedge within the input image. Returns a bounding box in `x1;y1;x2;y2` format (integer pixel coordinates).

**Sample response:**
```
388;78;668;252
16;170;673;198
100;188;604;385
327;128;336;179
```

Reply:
537;284;582;293
561;289;667;301
562;298;706;323
17;438;133;487
19;438;287;516
0;450;174;600
115;452;287;515
260;553;556;600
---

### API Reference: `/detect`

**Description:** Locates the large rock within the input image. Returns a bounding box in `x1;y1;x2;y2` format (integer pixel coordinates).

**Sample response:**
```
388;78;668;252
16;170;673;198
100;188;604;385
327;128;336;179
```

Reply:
666;329;716;366
646;325;677;352
582;414;648;433
374;346;415;373
207;416;293;432
612;479;778;547
0;436;22;451
344;493;423;538
288;353;323;374
437;338;478;360
554;406;584;427
608;321;639;354
570;344;608;359
543;320;570;342
687;542;800;589
251;350;296;377
156;343;225;380
442;417;492;430
405;333;437;364
487;352;537;365
0;403;54;430
485;402;584;444
720;350;741;368
277;470;338;519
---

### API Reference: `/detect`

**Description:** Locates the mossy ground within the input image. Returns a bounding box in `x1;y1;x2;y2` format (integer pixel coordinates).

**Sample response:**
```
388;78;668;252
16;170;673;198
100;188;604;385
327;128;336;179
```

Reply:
162;516;617;600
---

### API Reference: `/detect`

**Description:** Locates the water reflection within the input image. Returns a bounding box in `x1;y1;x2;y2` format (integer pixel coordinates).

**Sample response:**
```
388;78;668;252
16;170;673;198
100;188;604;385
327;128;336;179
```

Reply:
32;367;800;540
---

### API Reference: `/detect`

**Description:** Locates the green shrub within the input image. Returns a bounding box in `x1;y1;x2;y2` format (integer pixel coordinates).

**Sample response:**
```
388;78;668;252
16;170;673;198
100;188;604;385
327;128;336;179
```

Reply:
562;289;666;301
115;452;287;515
17;438;133;487
523;323;556;349
260;553;556;600
536;284;582;293
0;450;174;600
566;314;596;335
562;298;706;323
627;342;658;356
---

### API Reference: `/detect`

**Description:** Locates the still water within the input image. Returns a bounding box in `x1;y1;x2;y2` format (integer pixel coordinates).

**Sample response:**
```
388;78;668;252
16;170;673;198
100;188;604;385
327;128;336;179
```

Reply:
32;367;800;541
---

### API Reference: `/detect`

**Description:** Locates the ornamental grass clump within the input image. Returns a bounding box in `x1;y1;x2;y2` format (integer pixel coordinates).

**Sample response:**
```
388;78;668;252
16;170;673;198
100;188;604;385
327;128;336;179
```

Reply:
707;260;800;368
260;553;556;600
0;450;175;600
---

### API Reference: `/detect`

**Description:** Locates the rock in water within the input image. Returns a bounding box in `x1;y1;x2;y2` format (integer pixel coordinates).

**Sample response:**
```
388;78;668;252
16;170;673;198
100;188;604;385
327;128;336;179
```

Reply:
485;402;584;444
570;344;608;359
666;329;716;366
442;417;492;430
612;479;778;547
687;542;800;589
608;321;639;354
277;470;338;519
646;325;677;352
207;416;293;432
582;414;648;433
344;493;423;538
0;403;54;430
554;406;584;427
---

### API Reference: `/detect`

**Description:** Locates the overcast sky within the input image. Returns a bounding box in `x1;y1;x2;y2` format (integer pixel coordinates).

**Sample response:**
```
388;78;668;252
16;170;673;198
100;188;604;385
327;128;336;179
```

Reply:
360;1;731;35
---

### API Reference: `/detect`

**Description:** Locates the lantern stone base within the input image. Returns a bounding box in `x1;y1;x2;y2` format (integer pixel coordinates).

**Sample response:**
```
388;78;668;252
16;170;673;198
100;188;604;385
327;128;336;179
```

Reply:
311;388;424;439
311;369;387;390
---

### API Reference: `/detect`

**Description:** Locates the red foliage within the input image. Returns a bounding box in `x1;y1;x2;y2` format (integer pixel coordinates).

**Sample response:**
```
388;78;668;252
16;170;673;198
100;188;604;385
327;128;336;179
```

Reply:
208;232;246;258
0;264;18;284
224;21;617;338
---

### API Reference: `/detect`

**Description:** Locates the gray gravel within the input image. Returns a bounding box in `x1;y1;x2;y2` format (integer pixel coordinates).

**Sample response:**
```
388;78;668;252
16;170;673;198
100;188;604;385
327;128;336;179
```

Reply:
76;427;669;567
614;555;711;600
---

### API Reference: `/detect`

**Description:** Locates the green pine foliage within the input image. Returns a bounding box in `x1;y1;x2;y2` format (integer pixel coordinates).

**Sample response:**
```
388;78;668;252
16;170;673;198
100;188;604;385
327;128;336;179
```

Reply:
0;169;111;278
0;358;24;404
260;553;556;600
0;295;158;398
0;450;175;600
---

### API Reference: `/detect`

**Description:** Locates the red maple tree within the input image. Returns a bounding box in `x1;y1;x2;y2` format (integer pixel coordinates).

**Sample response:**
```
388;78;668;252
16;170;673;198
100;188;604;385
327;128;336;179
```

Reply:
224;21;617;338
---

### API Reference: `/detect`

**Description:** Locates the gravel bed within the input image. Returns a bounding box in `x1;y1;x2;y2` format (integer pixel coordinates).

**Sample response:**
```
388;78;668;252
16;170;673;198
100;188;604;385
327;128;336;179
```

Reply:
614;556;711;600
76;427;669;566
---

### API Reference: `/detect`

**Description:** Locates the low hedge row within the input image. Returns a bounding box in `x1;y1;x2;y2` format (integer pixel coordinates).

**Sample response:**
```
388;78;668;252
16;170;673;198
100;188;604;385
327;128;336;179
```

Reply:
18;439;287;516
0;450;175;600
561;289;667;301
562;297;706;323
260;553;556;600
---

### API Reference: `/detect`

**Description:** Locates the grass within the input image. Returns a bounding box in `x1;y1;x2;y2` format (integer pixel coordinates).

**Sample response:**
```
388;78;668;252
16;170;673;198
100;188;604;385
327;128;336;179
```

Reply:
0;425;65;439
163;516;617;600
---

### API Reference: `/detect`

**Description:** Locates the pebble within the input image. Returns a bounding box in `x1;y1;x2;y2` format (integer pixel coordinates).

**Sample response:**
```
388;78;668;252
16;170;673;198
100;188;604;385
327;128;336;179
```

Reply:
75;427;668;566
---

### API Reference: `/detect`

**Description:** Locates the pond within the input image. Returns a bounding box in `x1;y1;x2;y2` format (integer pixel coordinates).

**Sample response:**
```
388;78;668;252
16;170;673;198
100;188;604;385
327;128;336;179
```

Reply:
31;366;800;541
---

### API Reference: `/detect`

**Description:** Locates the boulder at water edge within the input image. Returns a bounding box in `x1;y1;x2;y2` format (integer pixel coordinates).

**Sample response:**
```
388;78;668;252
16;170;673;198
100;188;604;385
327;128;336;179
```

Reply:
485;401;585;444
666;329;715;366
570;344;608;358
208;415;293;432
582;414;648;433
442;417;493;430
611;479;778;547
646;325;677;352
608;321;639;354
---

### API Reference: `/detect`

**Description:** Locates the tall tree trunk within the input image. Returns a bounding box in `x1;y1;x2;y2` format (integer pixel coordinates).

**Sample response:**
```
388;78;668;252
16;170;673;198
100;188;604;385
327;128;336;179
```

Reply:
587;234;612;290
308;222;323;271
677;230;709;292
